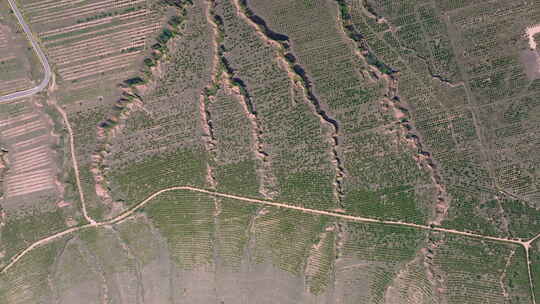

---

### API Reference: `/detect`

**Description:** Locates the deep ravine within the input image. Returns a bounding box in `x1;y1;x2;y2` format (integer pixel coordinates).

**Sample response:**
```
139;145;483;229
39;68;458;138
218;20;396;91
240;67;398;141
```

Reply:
235;0;347;208
205;0;277;199
336;0;451;300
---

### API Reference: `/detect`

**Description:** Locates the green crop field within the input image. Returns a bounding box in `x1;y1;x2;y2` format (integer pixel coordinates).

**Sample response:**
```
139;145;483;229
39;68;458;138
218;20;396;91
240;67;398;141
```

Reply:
1;0;540;303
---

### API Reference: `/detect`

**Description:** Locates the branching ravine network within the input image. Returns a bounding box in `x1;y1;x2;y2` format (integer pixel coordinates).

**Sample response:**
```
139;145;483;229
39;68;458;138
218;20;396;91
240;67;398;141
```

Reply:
1;1;538;303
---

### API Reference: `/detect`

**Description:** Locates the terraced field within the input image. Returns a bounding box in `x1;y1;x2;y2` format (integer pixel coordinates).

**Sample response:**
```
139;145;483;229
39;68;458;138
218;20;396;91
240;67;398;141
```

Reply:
106;0;214;210
21;0;171;220
531;238;540;303
249;0;435;224
431;235;531;304
0;97;85;265
1;0;540;303
333;0;540;239
213;0;338;209
1;188;533;303
0;101;60;199
19;0;159;89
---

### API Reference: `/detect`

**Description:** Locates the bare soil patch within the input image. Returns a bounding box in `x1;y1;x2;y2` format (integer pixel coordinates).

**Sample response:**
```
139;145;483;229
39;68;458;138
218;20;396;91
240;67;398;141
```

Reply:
520;50;540;80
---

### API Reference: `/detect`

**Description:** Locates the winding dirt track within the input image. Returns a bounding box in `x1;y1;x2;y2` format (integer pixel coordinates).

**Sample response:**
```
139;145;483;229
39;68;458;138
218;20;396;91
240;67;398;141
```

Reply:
2;185;539;275
53;103;96;225
1;0;539;300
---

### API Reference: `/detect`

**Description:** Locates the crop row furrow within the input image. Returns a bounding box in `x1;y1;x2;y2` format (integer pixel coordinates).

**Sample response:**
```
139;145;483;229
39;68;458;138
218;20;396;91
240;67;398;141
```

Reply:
40;10;149;37
30;0;145;23
22;0;86;13
58;52;139;77
240;0;345;205
54;39;145;66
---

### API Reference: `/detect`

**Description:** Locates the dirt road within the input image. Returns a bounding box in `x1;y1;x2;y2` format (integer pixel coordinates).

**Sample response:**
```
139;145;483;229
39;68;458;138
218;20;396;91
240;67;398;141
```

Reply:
53;103;96;225
2;186;537;273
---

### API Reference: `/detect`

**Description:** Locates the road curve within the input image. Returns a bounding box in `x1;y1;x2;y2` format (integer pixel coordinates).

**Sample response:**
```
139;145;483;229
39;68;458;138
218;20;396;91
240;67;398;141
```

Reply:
0;0;51;102
0;185;538;303
1;185;535;275
108;186;526;246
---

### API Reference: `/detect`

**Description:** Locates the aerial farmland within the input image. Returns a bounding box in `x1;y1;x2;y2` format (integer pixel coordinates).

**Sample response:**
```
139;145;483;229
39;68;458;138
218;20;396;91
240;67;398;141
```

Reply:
0;1;42;96
0;0;539;303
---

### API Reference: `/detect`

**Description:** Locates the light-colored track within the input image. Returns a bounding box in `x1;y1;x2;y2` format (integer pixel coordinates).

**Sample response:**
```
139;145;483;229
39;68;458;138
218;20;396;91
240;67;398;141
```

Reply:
2;185;539;278
53;103;96;226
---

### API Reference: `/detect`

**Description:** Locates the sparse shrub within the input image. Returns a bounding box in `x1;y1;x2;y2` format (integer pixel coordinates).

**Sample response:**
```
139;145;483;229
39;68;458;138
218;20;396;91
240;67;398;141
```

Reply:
157;28;175;44
124;77;145;86
144;58;156;67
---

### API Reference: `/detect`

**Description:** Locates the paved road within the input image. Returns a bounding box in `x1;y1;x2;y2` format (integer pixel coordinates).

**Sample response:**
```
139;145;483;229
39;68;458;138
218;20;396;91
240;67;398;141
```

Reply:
0;0;51;102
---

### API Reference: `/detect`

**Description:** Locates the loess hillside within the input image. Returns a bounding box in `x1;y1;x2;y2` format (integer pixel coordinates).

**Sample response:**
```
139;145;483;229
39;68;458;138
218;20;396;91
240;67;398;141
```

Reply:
0;0;539;303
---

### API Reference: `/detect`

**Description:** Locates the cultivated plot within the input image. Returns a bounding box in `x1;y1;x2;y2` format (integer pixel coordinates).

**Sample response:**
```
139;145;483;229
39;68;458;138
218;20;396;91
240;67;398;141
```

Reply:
1;1;540;303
